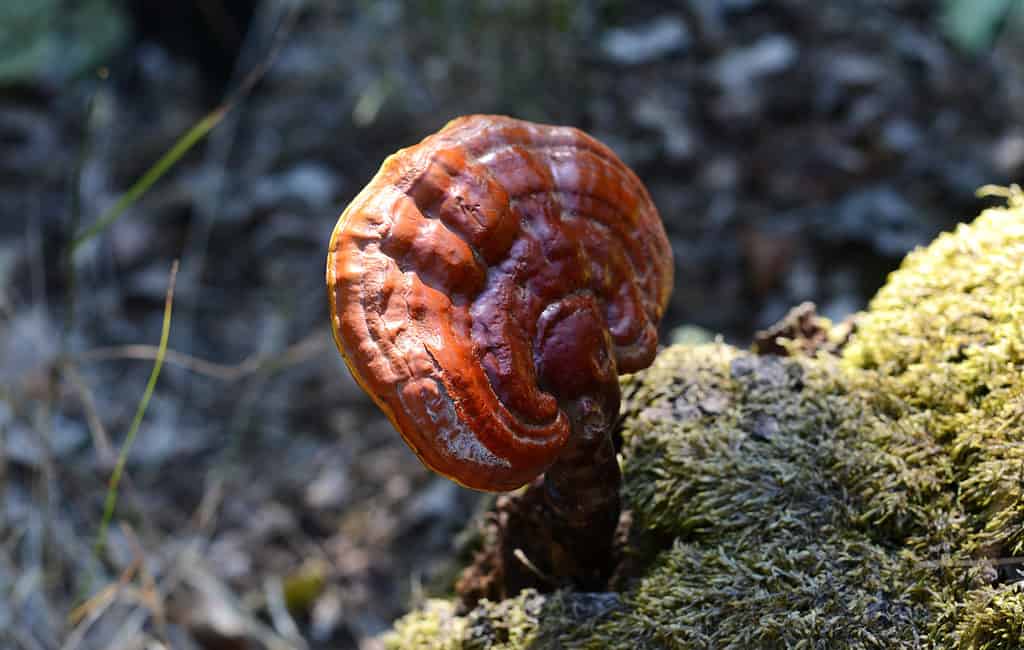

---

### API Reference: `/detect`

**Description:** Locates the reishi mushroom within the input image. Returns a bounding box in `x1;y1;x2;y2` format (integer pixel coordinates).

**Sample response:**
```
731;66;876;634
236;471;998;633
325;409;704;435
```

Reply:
326;114;672;588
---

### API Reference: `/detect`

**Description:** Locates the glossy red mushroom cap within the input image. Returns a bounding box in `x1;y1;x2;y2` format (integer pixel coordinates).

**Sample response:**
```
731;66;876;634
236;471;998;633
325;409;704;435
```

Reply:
326;115;672;491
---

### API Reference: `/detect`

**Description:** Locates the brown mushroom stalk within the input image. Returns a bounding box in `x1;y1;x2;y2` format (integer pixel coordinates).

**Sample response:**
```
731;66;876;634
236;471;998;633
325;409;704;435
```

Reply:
539;393;622;588
326;115;672;596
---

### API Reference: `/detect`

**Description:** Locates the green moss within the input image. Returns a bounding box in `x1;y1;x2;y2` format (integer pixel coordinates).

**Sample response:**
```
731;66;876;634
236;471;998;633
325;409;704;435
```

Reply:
956;585;1024;649
581;346;941;648
385;198;1024;648
843;202;1024;544
384;590;621;649
384;599;465;649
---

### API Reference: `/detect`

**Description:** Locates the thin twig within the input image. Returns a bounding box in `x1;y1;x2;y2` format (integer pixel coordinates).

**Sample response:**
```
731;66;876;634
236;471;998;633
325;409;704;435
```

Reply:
76;331;327;382
918;556;1024;569
64;91;99;342
512;548;558;587
192;475;226;532
977;183;1024;207
61;362;115;464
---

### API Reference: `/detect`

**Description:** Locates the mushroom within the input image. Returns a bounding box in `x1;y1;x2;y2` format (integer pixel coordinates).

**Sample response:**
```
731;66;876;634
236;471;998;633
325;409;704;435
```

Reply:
326;115;672;589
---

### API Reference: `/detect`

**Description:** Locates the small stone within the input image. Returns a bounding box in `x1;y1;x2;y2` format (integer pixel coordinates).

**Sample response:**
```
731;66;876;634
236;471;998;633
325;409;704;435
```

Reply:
753;357;792;388
750;415;780;442
640;405;674;422
400;478;459;529
631;94;695;160
881;118;922;153
698;390;730;415
729;356;756;380
208;535;252;580
670;324;715;346
305;466;350;509
4;417;87;468
826;53;886;87
992;130;1024;174
601;16;690;65
310;586;345;643
712;34;798;88
279;163;338;208
673;400;702;421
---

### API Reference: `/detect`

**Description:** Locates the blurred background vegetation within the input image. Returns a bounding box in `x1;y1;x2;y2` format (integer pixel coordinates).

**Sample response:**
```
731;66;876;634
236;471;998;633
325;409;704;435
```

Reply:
1;1;1022;648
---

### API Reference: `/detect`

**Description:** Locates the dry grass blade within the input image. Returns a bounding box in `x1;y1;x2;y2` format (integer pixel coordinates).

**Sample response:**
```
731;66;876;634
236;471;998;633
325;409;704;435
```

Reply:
69;2;302;255
95;261;179;557
65;552;141;640
121;523;167;634
70;110;227;252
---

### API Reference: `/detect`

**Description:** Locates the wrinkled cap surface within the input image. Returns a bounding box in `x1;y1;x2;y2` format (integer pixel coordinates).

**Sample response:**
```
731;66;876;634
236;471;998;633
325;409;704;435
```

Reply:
327;115;673;491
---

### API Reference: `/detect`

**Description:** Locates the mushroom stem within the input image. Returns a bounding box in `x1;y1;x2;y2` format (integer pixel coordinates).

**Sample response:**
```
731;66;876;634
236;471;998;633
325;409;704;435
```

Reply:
541;395;622;588
328;115;672;604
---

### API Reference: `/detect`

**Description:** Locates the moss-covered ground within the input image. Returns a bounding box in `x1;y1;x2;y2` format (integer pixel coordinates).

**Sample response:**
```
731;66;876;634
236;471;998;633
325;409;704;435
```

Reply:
385;197;1024;649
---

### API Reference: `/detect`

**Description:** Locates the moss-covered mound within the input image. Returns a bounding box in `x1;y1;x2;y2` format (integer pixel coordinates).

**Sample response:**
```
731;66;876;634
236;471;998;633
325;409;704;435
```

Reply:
384;198;1024;649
